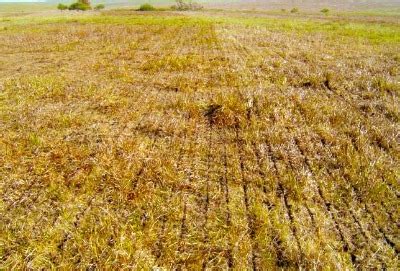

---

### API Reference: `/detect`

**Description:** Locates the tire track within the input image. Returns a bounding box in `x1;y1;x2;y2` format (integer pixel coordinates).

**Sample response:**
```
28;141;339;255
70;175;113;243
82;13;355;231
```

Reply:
251;141;295;268
201;121;213;271
263;137;305;268
221;142;234;270
293;133;399;266
322;84;397;154
318;139;400;255
154;120;191;263
295;99;399;223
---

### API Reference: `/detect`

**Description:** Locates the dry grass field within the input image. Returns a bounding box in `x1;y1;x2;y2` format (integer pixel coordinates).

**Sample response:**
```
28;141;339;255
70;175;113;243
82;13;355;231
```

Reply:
0;7;399;270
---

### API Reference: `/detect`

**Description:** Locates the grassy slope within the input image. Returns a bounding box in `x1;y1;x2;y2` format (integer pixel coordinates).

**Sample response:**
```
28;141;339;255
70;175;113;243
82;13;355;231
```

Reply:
0;9;399;270
2;10;400;43
0;3;54;12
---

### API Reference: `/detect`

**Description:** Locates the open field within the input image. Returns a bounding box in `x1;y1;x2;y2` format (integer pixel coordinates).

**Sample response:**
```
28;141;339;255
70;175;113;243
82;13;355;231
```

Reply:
208;1;400;12
0;6;399;270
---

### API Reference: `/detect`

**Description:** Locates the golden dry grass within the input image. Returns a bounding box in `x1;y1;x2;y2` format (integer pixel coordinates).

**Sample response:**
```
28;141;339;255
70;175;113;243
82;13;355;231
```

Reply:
0;9;399;270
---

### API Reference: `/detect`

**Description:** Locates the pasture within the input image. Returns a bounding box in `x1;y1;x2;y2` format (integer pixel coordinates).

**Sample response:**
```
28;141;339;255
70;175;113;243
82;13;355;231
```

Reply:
0;5;399;269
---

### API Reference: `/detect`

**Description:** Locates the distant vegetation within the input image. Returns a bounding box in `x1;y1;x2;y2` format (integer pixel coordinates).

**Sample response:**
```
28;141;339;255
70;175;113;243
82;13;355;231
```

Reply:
94;4;105;10
290;7;299;13
136;1;203;12
137;3;156;11
171;0;203;11
57;0;92;11
321;8;330;15
57;3;68;10
69;2;91;11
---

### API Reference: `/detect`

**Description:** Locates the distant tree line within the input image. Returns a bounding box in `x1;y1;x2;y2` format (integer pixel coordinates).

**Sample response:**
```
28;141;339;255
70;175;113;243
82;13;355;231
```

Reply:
57;0;105;11
138;1;203;12
280;7;331;15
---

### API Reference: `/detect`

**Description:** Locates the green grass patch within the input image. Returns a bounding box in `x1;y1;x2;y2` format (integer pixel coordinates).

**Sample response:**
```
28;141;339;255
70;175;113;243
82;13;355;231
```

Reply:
212;15;400;44
0;13;214;29
1;11;399;44
341;8;400;17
